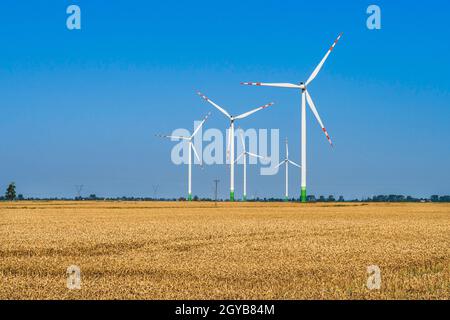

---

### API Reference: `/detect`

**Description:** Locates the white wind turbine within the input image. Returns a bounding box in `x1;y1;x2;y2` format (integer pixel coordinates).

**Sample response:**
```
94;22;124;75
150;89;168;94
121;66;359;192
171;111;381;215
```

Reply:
197;92;274;201
157;112;210;201
274;138;300;201
241;33;343;202
235;130;265;201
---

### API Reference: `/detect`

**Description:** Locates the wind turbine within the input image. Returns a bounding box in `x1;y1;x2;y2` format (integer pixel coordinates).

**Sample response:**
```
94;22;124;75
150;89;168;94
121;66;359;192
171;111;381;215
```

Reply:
274;138;300;201
157;112;210;201
197;92;274;201
241;33;343;202
235;130;265;201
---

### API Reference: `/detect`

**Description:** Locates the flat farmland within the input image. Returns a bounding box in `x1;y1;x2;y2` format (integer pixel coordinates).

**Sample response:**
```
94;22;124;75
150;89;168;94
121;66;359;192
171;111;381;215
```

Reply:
0;201;448;299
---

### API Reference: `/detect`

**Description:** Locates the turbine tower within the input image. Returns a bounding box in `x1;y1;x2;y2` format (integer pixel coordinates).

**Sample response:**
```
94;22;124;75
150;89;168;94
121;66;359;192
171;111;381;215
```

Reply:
241;33;343;202
274;138;300;201
157;112;210;201
235;130;265;201
197;92;274;201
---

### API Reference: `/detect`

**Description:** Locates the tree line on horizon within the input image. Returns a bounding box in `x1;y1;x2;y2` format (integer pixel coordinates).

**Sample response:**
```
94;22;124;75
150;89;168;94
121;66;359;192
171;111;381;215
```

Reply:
1;182;449;203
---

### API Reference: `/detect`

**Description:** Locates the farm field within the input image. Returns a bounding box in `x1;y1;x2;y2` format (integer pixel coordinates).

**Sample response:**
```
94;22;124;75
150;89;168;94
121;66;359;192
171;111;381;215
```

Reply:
0;201;448;300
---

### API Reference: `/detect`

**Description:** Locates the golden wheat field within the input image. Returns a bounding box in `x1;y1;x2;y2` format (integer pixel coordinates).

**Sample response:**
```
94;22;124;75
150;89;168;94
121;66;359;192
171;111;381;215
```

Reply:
0;201;449;300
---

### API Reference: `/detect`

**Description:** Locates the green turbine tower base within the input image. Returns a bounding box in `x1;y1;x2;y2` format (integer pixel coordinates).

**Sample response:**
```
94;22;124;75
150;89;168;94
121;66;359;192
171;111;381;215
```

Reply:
301;188;307;203
188;194;192;201
230;191;235;202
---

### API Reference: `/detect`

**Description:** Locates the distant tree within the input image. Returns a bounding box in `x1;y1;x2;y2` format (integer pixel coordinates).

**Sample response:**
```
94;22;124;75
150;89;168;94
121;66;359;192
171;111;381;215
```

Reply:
430;195;439;202
88;194;97;200
406;196;418;202
373;195;386;202
307;195;316;202
193;195;199;201
17;194;24;201
318;195;326;202
5;182;16;201
327;195;336;202
439;196;450;202
390;195;405;202
338;196;345;202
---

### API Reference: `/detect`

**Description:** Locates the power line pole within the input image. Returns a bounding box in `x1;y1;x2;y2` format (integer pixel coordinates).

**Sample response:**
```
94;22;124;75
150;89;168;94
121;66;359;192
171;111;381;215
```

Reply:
213;179;220;206
152;185;159;200
75;185;84;200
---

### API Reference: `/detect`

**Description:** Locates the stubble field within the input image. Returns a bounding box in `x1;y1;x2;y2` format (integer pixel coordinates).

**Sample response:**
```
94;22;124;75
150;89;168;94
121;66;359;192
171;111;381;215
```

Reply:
0;201;448;300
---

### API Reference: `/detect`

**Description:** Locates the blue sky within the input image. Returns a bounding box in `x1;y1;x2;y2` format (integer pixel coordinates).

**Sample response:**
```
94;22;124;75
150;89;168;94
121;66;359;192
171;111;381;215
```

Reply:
0;0;449;199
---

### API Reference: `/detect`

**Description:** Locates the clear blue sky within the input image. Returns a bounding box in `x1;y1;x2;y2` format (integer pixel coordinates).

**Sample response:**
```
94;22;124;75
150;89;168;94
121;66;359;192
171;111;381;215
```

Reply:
0;0;449;199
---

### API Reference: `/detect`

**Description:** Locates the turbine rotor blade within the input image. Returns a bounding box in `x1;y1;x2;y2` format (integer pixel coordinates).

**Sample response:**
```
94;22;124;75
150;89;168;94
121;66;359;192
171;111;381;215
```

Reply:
234;152;245;164
305;33;343;86
191;112;211;138
237;130;247;153
288;160;301;168
156;134;189;140
190;142;201;163
274;160;287;169
305;90;333;146
286;138;289;159
241;82;302;89
247;152;264;159
197;92;231;119
226;125;232;161
234;102;274;120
